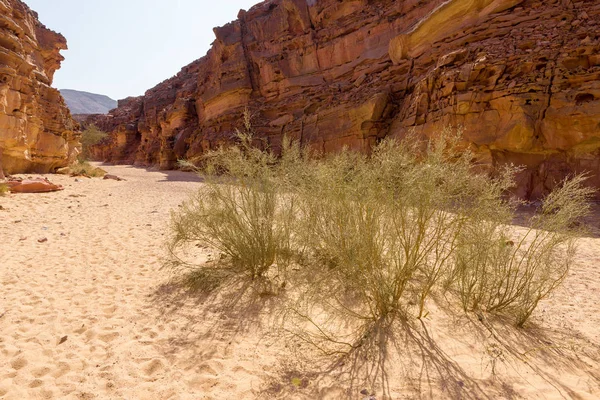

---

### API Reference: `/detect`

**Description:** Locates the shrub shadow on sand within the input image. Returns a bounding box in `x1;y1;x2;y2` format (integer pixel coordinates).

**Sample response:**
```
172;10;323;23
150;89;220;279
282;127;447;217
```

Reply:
259;296;600;399
150;269;600;399
149;262;284;357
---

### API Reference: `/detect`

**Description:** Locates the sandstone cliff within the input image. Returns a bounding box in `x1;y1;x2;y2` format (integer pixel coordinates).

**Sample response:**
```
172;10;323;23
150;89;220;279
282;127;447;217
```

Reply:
91;0;600;199
0;0;78;175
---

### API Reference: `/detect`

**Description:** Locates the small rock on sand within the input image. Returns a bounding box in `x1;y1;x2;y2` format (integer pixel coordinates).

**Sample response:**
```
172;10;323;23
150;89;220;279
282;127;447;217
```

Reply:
104;174;125;181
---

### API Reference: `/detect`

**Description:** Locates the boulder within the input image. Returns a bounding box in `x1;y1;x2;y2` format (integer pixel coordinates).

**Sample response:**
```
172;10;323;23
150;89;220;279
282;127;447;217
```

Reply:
6;178;64;193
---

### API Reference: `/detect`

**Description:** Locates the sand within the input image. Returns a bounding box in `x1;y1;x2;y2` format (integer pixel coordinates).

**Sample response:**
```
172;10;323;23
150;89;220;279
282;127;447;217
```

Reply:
0;164;599;399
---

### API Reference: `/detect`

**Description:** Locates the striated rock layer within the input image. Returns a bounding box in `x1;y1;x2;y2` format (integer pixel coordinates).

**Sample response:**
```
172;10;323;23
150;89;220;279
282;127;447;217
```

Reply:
91;0;600;199
0;0;78;175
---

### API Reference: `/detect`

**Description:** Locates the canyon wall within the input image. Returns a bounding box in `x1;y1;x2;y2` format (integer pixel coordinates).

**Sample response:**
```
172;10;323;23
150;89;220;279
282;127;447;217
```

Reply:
91;0;600;198
0;0;78;175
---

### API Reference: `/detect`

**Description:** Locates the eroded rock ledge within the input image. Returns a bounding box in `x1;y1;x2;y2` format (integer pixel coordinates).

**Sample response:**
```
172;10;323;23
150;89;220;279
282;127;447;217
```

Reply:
0;0;78;174
90;0;600;199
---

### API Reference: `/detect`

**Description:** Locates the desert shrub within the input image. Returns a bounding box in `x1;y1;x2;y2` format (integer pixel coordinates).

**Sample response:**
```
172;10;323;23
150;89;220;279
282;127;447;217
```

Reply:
169;130;300;289
169;116;592;337
287;134;593;359
66;160;106;177
167;119;593;396
294;146;418;327
288;134;498;354
451;174;593;327
79;124;108;160
0;182;8;196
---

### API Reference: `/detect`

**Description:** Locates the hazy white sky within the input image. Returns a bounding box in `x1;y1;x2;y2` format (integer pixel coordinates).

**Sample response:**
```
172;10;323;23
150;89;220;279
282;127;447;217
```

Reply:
26;0;260;100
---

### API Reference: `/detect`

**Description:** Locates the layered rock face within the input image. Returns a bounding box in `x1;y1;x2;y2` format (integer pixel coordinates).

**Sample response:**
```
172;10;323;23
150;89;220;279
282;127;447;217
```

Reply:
92;0;600;198
0;0;78;174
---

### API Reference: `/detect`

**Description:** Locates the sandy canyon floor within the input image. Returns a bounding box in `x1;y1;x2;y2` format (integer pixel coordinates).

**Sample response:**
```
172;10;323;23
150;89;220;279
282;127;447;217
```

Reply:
1;164;600;399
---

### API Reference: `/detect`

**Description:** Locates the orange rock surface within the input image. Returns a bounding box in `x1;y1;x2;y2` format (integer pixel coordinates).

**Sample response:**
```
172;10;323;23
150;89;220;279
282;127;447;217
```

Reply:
90;0;600;198
0;0;79;174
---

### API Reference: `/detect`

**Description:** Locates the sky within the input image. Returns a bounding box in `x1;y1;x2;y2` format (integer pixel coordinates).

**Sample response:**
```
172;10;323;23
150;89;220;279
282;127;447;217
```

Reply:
26;0;261;100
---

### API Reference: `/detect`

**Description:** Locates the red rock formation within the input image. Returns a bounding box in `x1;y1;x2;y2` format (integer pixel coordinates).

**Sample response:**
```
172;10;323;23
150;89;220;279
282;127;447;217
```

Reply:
0;0;78;174
91;0;600;198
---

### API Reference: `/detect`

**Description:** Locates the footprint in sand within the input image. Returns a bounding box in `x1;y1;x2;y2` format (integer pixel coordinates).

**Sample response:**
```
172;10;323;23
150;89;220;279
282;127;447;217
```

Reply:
29;379;44;388
39;389;55;399
232;365;250;374
102;305;118;316
196;360;224;376
187;376;220;391
10;356;28;370
38;310;54;318
142;359;166;377
84;328;97;342
32;366;52;378
51;361;70;379
98;332;119;343
65;352;80;360
5;371;20;380
101;286;117;296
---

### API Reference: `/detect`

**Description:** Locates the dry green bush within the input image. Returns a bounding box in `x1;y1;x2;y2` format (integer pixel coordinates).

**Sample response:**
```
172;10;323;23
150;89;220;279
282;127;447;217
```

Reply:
167;120;593;397
282;136;592;358
169;119;592;347
79;124;108;160
287;134;515;355
65;160;107;177
452;174;593;327
169;123;301;290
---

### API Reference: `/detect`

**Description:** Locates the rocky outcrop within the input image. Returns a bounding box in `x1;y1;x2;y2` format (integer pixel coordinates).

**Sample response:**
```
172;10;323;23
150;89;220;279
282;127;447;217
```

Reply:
0;0;78;175
91;0;600;199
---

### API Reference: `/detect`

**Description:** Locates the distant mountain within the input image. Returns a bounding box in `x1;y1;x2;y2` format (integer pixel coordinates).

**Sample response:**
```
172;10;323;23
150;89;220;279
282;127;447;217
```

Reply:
60;89;117;115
